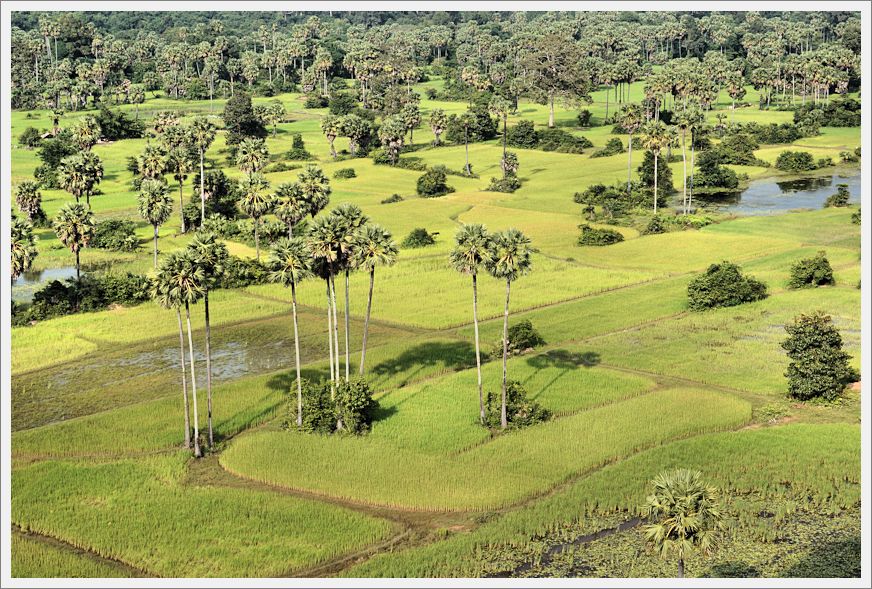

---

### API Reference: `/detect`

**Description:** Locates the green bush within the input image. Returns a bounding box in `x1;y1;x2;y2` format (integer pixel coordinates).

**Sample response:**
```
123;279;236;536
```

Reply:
416;165;453;197
445;104;498;143
486;176;521;193
824;184;851;208
289;377;378;435
334;168;357;179
577;110;592;127
851;209;860;224
286;134;312;160
573;182;648;220
215;256;271;288
14;273;151;324
577;224;625;246
816;157;833;168
782;312;858;402
538;128;592;153
381;193;404;204
483;381;551;430
840;150;859;163
712;133;770;167
401;227;436;248
328;92;357;115
91;219;140;252
506;120;539;149
94;106;145;140
788;252;834;289
793;98;861;128
642;215;666;235
335;378;379;435
506;319;545;354
18;126;44;149
694;150;739;189
590;137;624;158
638;150;674;195
303;94;329;108
687;261;768;311
775;151;816;173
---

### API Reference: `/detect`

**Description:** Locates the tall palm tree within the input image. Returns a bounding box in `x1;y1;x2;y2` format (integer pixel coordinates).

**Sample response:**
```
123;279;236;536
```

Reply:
643;469;723;578
57;152;104;209
618;104;644;193
150;262;192;449
330;203;368;379
236;137;269;179
297;165;331;219
163;249;206;457
139;144;167;181
14;181;46;225
70;115;101;151
488;95;511;162
11;216;38;282
321;114;341;158
640;120;671;214
352;224;398;375
485;229;534;429
238;173;273;260
189;116;217;225
683;103;706;214
449;224;495;424
308;215;342;388
187;232;228;448
53;203;95;281
167;149;194;234
268;237;312;426
274;182;308;238
137;179;173;268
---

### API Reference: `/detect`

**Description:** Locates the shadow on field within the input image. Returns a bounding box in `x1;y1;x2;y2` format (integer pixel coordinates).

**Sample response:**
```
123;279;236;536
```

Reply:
526;349;601;370
781;537;861;578
369;340;476;388
265;368;331;393
706;562;762;578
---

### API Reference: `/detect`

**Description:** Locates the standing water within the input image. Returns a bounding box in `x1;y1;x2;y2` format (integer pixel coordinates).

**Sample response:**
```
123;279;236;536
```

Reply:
11;266;79;302
695;172;860;215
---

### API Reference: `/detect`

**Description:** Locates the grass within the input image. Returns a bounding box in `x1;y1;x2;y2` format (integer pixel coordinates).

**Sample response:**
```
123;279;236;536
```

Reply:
11;533;135;578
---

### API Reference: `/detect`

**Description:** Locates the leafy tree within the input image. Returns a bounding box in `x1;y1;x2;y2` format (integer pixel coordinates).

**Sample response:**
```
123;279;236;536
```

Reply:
137;179;173;268
339;114;371;156
687;262;767;311
485;229;534;429
506;319;545;354
643;469;723;579
483;381;550;429
416;165;453;197
53;202;95;281
352;225;398;375
506;120;539;149
57;151;104;208
90;219;139;252
640;120;675;214
782;312;858;402
775;150;816;172
222;91;266;145
788;251;834;289
189;116;217;224
11;216;38;282
238;173;273;260
14;181;47;226
401;227;436;248
824;183;851;208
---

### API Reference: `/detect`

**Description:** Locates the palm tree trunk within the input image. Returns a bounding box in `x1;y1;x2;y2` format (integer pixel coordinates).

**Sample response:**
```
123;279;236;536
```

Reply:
464;128;470;175
204;290;214;448
178;181;186;233
330;274;341;384
153;226;159;268
502;116;507;161
689;135;695;214
548;95;555;128
254;219;260;261
200;150;206;225
605;86;609;121
177;308;191;448
653;152;659;214
681;130;687;214
75;250;80;281
291;280;303;426
344;269;350;379
185;302;202;458
326;280;335;393
500;279;511;430
677;557;684;578
359;268;374;376
627;133;633;193
472;272;484;424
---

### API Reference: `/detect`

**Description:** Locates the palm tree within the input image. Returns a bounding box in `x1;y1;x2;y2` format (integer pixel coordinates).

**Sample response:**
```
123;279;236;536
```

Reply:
14;181;46;225
352;224;398;375
489;95;512;161
330;203;368;379
187;232;228;448
297;165;331;218
137;179;173;268
236;137;269;179
308;215;342;388
11;216;38;282
485;229;534;429
150;262;192;449
53;203;95;281
640;120;671;214
684;103;706;214
643;469;723;578
139;144;167;180
189;116;217;225
57;152;104;208
268;237;312;426
618;104;644;193
163;249;206;457
321;114;341;158
459;111;475;175
449;224;495;425
167;149;194;234
70;115;101;151
238;173;273;260
274;182;308;238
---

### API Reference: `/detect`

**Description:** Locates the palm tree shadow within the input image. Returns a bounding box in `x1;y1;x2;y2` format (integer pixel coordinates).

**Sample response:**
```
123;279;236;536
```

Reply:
706;562;762;578
369;340;477;392
524;349;601;399
781;537;861;578
265;368;331;393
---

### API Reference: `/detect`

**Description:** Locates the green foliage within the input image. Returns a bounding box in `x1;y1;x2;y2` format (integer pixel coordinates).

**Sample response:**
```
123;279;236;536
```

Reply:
793;98;861;128
591;137;624;158
638;150;674;194
642;215;666;235
577;110;592;127
737;121;805;144
94;106;144;140
538;128;593;153
782;312;858;402
303;94;329;108
17;126;43;148
90;219;139;252
506;319;545;354
687;262;767;311
416;165;454;197
285;133;312;160
574;182;649;220
333;167;356;179
816;157;833;168
222;91;267;145
850;209;860;224
289;378;378;435
824;184;851;208
381;193;404;204
788;251;834;289
445;105;497;143
328;92;357;115
401;227;436;248
775;151;816;173
507;120;539;149
486;175;522;193
712;133;770;167
694;150;739;189
484;381;551;430
577;224;625;246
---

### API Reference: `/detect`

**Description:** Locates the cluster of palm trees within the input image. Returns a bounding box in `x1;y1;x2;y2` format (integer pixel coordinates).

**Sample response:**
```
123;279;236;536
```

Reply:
268;203;398;428
450;224;534;429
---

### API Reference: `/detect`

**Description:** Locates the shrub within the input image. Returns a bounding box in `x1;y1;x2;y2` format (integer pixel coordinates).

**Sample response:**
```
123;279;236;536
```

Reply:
693;150;739;189
483;381;551;430
506;320;545;355
401;228;436;248
293;379;337;434
486;176;522;193
18;126;43;149
538;128;592;153
289;378;378;435
416;165;453;197
712;133;769;167
424;88;438;100
94;106;145;140
840;150;859;163
506;120;539;149
37;131;77;170
303;94;329;108
335;378;379;435
775;151;816;173
381;193;404;204
573;182;647;220
788;251;834;289
782;312;858;402
577;110;592;127
686;261;767;311
33;164;58;189
286;133;312;160
638;151;674;195
590;137;624;158
577;224;624;246
91;219;139;252
793;98;861;128
328;92;357;115
445;105;498;143
824;184;851;208
222;91;267;145
334;168;357;179
642;215;666;235
851;209;860;224
19;273;151;323
215;255;271;288
266;162;302;173
816;157;833;168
